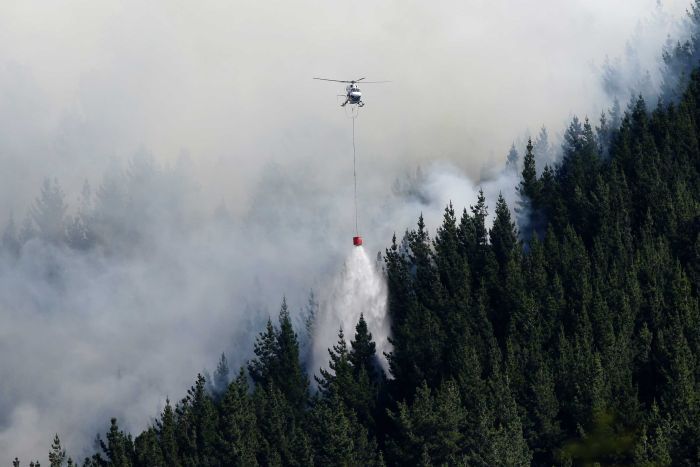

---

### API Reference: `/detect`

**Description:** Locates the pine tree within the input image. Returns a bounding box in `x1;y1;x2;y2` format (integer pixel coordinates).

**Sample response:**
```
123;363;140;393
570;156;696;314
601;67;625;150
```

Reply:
349;314;378;380
524;360;561;464
490;193;518;271
596;110;613;157
349;316;382;432
384;232;415;331
409;214;444;310
175;374;219;466
189;374;220;464
133;428;164;467
275;297;309;414
482;371;532;466
633;403;672;466
506;143;519;173
387;216;447;394
434;202;470;304
301;289;318;366
533;126;553;167
517;139;542;238
253;384;294;466
66;180;95;250
97;418;135;467
470;190;489;251
156;400;179;467
219;369;258;466
435;203;473;378
384;232;425;399
213;353;230;397
31;178;67;244
316;327;354;400
308;393;358;466
248;318;279;387
309;394;382;467
387;380;465;466
48;434;66;467
519;139;540;206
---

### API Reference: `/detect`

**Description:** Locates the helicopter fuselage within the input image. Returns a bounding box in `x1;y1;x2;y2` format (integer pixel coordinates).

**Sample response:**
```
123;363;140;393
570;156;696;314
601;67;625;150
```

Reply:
344;84;363;106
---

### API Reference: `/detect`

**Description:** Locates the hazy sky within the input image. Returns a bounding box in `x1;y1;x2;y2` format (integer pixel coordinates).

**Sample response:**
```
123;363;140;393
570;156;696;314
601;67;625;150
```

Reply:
0;0;689;216
0;0;692;460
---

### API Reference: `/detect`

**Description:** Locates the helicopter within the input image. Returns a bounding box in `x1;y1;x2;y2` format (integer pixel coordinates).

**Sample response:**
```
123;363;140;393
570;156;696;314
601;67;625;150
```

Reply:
313;77;390;107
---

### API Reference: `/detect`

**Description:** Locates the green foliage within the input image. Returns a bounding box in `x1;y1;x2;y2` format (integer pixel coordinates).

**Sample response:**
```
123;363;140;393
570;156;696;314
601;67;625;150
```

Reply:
133;428;164;467
315;327;354;401
248;319;279;387
48;435;66;467
386;381;465;466
175;374;220;466
218;369;258;465
559;411;636;465
212;353;230;397
248;298;309;414
490;193;518;270
95;418;135;467
308;394;359;466
156;400;179;466
23;22;700;467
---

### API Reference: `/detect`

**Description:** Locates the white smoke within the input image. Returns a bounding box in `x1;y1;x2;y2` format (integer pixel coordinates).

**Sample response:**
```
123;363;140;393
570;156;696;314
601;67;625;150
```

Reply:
0;0;693;462
599;1;689;104
312;246;391;375
0;155;498;461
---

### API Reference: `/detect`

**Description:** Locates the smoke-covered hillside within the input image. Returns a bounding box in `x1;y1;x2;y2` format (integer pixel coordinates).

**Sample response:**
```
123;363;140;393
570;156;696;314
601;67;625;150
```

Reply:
4;0;700;465
26;53;700;464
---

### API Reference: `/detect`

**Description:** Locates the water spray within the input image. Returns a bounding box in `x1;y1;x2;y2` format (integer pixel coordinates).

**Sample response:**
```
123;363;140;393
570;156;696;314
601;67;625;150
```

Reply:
312;246;391;374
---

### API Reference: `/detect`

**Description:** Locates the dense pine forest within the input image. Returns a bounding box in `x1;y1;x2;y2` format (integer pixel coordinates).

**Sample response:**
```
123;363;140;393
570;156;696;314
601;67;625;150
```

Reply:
15;6;700;467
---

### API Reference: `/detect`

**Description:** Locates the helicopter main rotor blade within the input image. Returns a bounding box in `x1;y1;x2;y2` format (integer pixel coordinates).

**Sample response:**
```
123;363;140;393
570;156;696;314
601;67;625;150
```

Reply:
358;80;392;84
355;77;366;82
313;77;352;83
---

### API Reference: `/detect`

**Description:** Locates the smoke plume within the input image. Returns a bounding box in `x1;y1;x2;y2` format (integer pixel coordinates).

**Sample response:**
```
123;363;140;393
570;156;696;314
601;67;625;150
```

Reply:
0;0;693;461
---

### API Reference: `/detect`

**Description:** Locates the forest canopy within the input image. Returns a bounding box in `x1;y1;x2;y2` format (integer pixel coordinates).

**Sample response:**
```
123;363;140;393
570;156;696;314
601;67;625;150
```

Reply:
12;2;700;466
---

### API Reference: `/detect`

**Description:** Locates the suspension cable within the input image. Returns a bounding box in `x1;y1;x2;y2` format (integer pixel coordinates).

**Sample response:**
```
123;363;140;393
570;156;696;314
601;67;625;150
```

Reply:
352;116;358;236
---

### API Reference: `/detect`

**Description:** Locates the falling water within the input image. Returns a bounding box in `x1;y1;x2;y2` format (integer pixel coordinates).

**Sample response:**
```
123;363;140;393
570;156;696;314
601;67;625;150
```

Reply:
312;246;391;376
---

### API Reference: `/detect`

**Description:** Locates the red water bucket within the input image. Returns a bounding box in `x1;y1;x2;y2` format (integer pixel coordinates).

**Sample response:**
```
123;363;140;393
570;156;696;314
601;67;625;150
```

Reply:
353;236;363;246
